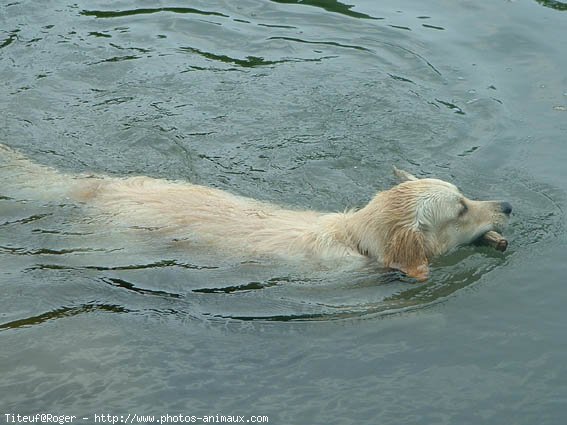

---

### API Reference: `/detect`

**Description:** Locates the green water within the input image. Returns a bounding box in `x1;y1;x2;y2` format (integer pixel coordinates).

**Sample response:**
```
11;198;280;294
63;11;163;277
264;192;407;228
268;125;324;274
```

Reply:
1;0;566;424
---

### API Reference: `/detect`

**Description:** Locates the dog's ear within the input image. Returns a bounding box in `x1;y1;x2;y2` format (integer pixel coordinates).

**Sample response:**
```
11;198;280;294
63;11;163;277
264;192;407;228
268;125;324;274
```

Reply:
393;166;419;182
384;226;429;281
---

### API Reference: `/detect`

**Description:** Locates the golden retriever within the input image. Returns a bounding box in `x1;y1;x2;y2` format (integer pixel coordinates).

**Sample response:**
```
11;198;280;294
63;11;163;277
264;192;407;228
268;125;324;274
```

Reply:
1;144;511;280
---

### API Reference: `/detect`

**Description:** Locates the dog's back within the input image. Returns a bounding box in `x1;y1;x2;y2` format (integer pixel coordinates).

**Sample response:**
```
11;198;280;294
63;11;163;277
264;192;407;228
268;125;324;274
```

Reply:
1;144;357;261
76;174;357;260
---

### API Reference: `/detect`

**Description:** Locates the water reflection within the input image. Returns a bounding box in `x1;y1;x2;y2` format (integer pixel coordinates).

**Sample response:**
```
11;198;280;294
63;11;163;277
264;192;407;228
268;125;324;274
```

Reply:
267;36;371;52
80;7;229;19
269;0;381;20
535;0;567;11
0;304;129;331
0;29;19;50
179;46;335;68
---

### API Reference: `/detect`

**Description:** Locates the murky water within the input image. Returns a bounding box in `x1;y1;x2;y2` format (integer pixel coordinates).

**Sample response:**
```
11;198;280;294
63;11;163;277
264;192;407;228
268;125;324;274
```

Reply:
1;0;566;424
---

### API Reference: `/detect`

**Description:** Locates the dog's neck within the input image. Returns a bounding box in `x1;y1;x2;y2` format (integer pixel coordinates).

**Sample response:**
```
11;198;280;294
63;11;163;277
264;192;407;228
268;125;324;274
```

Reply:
320;208;388;262
343;209;387;261
332;195;432;270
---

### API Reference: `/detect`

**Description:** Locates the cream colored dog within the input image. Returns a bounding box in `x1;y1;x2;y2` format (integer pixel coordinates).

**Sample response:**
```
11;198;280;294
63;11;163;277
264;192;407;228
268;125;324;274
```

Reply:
1;144;511;280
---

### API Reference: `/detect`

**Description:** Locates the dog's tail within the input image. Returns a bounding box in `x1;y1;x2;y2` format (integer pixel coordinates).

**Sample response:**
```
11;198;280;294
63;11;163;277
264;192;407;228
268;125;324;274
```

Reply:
0;143;77;201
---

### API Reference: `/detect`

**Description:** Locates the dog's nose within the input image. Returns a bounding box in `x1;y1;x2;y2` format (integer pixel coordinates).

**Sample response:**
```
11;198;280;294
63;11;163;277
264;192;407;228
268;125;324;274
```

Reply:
500;202;513;215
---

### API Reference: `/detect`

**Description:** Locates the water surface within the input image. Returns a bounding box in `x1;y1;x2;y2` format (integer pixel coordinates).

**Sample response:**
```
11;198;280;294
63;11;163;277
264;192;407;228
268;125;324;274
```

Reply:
1;0;566;424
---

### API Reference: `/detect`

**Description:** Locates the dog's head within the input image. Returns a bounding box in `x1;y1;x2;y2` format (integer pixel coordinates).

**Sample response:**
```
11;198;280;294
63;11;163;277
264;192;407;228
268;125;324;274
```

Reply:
359;168;511;280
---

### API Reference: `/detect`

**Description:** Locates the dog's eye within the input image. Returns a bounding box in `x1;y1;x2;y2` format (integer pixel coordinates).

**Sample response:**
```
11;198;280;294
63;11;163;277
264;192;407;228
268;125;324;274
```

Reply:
458;201;468;217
